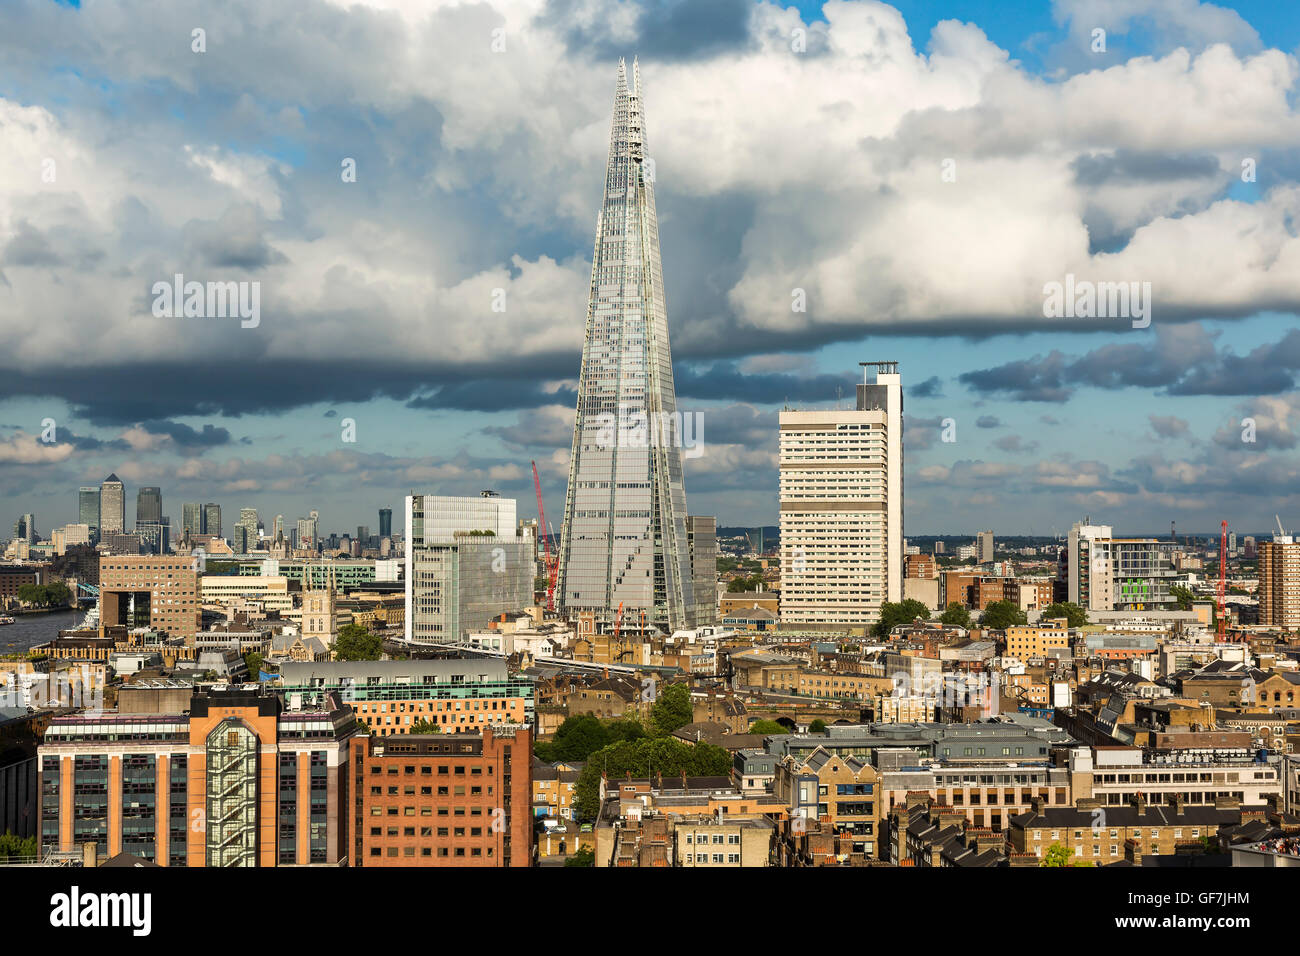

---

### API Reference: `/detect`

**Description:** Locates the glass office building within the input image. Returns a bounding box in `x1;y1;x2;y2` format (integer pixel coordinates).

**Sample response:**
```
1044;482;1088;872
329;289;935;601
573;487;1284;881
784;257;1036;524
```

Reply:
557;60;703;633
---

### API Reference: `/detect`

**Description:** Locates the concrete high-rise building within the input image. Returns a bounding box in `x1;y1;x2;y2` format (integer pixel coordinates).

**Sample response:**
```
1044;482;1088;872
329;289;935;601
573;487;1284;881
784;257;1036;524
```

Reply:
181;502;203;539
1064;521;1178;612
1244;535;1258;559
556;60;703;633
98;554;200;639
378;508;393;540
1260;535;1300;628
273;515;284;541
978;530;994;563
79;487;101;542
136;486;162;526
404;494;535;644
203;503;221;539
99;474;125;535
779;362;903;627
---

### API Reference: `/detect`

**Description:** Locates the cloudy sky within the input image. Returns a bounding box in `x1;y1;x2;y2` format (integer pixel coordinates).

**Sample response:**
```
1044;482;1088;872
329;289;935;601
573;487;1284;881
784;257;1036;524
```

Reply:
3;0;1300;539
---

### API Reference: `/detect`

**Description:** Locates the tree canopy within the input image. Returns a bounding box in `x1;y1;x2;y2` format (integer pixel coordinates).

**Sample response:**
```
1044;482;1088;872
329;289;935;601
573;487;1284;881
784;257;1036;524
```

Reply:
939;602;972;627
1169;585;1195;611
873;599;931;638
979;600;1028;630
572;737;732;819
726;574;765;593
1038;601;1088;628
333;622;383;661
650;683;694;736
747;719;788;735
15;582;72;607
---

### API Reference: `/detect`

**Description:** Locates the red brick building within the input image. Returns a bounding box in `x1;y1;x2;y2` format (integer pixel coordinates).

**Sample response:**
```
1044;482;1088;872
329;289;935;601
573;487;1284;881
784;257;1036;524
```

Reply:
352;726;532;866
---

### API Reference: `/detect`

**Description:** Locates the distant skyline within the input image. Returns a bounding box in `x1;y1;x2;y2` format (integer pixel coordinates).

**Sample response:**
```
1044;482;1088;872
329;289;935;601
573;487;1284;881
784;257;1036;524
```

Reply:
4;0;1300;534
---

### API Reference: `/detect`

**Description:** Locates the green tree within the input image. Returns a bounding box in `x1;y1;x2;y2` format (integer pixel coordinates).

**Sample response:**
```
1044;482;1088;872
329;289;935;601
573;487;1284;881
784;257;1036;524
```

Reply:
44;581;72;606
410;719;441;734
980;600;1028;630
564;846;595;867
1169;585;1195;611
606;718;647;744
650;683;694;736
0;832;37;862
550;715;612;761
333;623;383;661
15;583;41;605
573;737;731;819
1038;602;1088;628
244;651;264;678
808;719;827;733
1040;842;1073;867
747;719;788;735
726;575;764;593
873;599;931;638
939;603;972;627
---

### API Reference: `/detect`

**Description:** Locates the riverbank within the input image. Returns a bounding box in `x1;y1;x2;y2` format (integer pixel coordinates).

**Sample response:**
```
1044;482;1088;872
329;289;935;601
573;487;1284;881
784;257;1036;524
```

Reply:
3;605;78;617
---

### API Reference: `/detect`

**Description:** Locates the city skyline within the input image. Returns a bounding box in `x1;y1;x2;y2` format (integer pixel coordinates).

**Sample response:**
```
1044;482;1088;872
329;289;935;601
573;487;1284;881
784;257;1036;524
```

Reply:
4;0;1300;536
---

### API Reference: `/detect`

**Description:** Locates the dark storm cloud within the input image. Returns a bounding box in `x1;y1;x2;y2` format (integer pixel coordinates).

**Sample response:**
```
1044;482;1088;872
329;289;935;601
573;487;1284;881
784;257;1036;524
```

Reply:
960;325;1300;402
975;415;1001;429
182;204;288;271
545;0;753;62
408;381;578;413
0;354;585;424
911;376;944;398
1071;150;1221;187
958;351;1073;403
137;420;232;448
673;362;856;404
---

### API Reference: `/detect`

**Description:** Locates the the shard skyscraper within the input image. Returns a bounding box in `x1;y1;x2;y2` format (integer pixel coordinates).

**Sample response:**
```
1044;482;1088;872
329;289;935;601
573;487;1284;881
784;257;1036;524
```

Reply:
557;59;710;634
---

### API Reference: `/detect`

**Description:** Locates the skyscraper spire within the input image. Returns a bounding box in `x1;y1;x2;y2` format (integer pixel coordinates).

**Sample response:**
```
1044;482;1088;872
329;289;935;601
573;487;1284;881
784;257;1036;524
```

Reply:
557;61;700;633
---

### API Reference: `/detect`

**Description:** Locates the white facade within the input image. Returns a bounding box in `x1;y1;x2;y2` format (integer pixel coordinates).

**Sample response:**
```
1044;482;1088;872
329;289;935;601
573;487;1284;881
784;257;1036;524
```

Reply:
404;494;534;644
779;364;902;626
1067;521;1178;612
200;574;293;613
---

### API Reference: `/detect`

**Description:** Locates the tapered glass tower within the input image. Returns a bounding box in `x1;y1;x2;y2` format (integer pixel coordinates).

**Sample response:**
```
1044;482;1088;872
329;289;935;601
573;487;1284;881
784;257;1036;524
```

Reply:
557;59;698;633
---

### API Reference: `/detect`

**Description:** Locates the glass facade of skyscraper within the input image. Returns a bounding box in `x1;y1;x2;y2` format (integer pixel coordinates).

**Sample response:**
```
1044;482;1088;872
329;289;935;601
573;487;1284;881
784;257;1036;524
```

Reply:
557;61;703;633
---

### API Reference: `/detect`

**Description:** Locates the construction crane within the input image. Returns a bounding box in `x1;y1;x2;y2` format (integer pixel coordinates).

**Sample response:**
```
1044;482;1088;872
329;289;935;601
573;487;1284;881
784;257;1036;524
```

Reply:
1217;519;1228;642
613;602;625;642
530;460;558;610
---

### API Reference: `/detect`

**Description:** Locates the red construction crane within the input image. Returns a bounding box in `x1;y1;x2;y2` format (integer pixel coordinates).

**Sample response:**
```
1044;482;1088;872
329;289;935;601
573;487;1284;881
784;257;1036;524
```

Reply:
614;601;625;642
531;460;558;610
1217;519;1228;642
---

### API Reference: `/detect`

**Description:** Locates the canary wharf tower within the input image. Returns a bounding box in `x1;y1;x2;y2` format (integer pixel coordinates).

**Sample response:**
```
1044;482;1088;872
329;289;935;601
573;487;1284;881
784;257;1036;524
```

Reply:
557;60;713;633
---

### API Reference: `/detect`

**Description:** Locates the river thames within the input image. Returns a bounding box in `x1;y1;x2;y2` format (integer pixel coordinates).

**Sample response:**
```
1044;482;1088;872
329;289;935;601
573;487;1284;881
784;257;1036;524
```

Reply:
0;609;82;654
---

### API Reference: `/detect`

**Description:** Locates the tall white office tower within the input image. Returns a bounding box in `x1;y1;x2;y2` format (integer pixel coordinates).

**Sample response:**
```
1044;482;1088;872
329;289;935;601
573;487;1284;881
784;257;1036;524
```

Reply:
779;363;903;627
557;59;705;633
